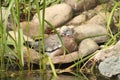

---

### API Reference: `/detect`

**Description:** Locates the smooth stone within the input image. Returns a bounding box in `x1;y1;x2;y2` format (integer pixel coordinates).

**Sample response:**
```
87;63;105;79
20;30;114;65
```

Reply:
27;35;61;52
45;35;78;57
98;55;120;77
73;23;109;43
87;11;118;37
29;34;77;57
7;31;33;44
66;10;96;26
78;39;99;58
48;39;99;64
46;48;63;58
23;46;40;63
45;34;62;52
94;4;107;12
19;21;42;38
87;12;110;26
48;51;79;64
47;40;99;64
32;3;73;33
67;14;87;26
64;0;96;12
82;10;96;20
62;36;78;53
28;37;57;52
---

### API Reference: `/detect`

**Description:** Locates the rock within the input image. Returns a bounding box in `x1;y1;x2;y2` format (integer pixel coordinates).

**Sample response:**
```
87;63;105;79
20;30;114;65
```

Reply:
94;4;107;12
46;48;63;58
7;31;34;45
45;35;78;57
94;1;115;12
117;74;120;80
47;39;99;64
87;12;110;26
32;3;73;33
23;46;39;63
19;21;42;38
73;23;109;43
67;14;87;26
30;34;77;57
82;10;96;20
113;9;119;24
66;10;96;26
62;36;78;53
94;46;114;61
94;40;120;61
28;35;61;52
48;51;79;64
87;11;118;35
64;0;96;12
78;39;99;57
44;34;62;52
49;48;95;64
98;55;120;77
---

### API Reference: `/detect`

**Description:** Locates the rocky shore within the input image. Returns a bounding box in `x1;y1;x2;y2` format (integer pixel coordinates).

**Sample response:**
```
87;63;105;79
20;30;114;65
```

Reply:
2;0;120;78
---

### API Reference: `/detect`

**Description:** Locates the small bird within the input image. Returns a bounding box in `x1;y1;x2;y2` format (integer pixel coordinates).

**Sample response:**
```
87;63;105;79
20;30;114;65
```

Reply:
60;26;73;36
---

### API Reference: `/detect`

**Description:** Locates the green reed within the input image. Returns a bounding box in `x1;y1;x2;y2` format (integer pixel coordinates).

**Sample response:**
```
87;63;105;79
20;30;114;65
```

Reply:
0;0;66;80
105;1;120;46
0;0;14;71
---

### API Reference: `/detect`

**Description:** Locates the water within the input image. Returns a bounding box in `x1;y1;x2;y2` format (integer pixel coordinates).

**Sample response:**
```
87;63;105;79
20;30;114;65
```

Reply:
0;70;80;80
0;68;120;80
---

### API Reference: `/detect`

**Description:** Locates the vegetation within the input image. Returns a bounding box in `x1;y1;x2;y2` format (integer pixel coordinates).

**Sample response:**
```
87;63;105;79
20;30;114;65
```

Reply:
1;0;120;80
0;0;62;78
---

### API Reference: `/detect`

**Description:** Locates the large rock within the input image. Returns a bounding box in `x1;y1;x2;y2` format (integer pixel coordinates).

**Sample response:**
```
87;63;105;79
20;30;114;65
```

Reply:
44;34;62;52
48;39;99;64
73;23;109;43
13;46;39;64
45;35;77;54
30;34;77;58
19;21;41;38
7;31;33;44
98;55;120;77
94;4;107;12
87;12;110;26
48;51;79;64
67;10;96;26
64;0;96;12
32;3;73;33
23;46;40;63
82;10;96;20
87;11;118;35
94;40;120;77
78;39;99;57
94;46;114;61
66;14;87;26
94;40;120;61
62;36;78;52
